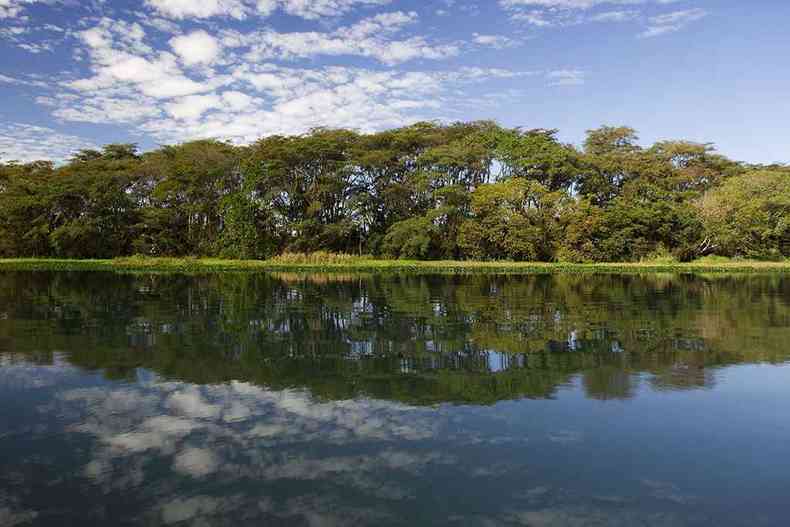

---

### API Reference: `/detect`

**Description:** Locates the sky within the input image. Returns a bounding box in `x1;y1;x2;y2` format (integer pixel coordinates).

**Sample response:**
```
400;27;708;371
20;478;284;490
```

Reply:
0;0;788;164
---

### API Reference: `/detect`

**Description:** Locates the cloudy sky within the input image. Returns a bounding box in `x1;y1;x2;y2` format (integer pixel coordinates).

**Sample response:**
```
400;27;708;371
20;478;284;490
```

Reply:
0;0;788;163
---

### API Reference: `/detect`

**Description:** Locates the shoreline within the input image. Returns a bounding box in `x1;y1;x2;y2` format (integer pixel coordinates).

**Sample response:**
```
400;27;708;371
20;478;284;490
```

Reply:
1;257;789;274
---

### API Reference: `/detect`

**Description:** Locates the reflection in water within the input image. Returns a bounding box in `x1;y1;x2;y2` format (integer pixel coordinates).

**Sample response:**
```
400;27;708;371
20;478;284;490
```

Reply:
1;272;790;526
2;272;790;403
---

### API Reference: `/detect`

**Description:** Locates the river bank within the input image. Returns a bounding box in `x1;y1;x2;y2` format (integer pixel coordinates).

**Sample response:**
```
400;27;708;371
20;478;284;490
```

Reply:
1;256;789;274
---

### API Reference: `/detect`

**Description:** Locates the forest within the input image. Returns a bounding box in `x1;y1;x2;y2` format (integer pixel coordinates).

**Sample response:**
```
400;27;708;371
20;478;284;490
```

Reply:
0;121;788;262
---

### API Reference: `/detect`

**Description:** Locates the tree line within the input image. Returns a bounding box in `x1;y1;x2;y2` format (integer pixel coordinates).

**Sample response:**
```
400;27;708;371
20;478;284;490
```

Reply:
1;121;788;261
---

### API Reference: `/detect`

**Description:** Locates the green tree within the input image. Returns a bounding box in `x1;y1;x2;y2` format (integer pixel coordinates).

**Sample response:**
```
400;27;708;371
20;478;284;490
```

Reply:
133;140;241;256
0;160;55;257
577;126;642;205
496;128;580;191
697;169;790;259
459;179;568;261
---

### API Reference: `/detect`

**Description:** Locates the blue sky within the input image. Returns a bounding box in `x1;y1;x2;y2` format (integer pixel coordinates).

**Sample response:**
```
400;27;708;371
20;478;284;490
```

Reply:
1;0;788;164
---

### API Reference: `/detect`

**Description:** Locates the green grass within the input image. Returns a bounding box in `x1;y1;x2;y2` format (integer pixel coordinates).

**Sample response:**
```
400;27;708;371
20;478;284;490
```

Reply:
1;254;789;274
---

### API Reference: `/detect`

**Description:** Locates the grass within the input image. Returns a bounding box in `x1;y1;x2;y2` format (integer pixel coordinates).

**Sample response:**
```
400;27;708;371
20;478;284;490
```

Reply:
1;254;789;274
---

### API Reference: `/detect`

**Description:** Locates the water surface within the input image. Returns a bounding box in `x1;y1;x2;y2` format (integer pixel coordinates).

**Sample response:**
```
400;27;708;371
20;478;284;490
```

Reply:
1;272;789;526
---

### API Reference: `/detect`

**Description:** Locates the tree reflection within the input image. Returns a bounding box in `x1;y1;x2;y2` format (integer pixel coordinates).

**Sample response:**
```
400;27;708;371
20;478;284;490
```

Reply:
0;271;788;404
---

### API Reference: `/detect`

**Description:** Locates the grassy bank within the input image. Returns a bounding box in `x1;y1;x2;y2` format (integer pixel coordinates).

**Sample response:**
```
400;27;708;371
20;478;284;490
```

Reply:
1;255;789;274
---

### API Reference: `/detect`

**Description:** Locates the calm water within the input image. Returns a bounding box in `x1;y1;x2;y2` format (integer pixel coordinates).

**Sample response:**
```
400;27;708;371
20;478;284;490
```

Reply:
1;272;789;526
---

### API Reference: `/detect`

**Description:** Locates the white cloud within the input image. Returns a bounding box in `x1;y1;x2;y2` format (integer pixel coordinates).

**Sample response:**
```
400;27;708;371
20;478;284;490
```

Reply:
170;30;222;66
41;17;460;141
164;93;224;120
68;19;230;100
546;69;585;86
502;0;640;8
648;7;708;27
226;11;459;66
0;16;65;53
640;8;707;38
53;95;163;123
221;90;254;110
139;16;182;34
277;0;392;19
145;0;249;20
512;10;556;26
590;10;638;22
0;0;33;19
51;61;535;147
501;0;700;31
118;64;527;144
0;73;21;84
0;73;49;87
17;41;53;53
144;0;392;20
27;13;539;151
473;33;520;49
0;123;99;162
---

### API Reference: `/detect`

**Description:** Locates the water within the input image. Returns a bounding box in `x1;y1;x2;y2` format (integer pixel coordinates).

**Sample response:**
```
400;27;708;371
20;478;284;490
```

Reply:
1;272;789;526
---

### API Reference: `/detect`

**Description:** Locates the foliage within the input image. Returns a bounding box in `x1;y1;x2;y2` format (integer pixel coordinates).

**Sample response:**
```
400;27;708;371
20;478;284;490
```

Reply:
0;122;785;262
697;169;790;259
382;216;438;259
459;179;567;261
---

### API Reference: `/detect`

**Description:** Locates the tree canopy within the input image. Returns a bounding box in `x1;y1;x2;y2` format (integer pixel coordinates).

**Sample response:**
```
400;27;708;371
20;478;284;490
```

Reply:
1;122;786;262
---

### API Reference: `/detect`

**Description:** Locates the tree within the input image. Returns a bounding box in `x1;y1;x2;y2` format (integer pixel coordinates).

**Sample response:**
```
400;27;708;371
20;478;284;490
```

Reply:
697;169;790;259
559;181;705;262
47;145;141;258
244;129;362;254
577;126;642;205
496;128;580;191
459;179;568;261
382;216;438;259
647;140;742;193
133;140;241;256
0;161;56;257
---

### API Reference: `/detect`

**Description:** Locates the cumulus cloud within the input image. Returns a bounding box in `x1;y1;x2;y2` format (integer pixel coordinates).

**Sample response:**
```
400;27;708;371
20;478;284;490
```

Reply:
45;61;534;145
170;30;222;66
67;18;231;101
32;13;538;146
145;0;248;20
4;5;573;153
